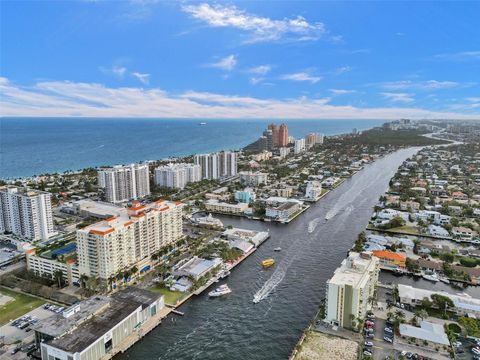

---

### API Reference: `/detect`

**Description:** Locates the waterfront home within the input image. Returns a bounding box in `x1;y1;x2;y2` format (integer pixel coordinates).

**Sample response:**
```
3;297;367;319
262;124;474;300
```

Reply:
171;277;193;292
428;224;450;238
173;256;222;281
400;200;420;212
376;209;410;222
452;265;480;284
452;226;477;241
414;258;442;273
372;250;406;271
222;227;269;247
413;210;450;226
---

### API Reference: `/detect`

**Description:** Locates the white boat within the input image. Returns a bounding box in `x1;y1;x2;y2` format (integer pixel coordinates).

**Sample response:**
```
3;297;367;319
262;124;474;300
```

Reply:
274;247;282;252
220;270;231;279
422;272;439;282
253;295;261;304
199;122;207;126
208;284;231;297
440;277;450;284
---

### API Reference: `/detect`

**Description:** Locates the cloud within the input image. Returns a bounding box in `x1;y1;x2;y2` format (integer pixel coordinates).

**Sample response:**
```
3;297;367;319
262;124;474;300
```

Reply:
280;72;321;84
466;97;480;103
381;80;460;91
1;77;478;120
329;89;356;95
247;65;271;75
132;72;150;84
381;92;415;103
334;66;352;75
249;77;265;85
433;51;480;61
182;3;328;43
206;55;237;71
100;65;127;78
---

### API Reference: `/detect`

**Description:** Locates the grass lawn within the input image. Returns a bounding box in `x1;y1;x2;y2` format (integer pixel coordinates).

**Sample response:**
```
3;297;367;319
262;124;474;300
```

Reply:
388;226;419;235
0;288;45;325
149;286;187;305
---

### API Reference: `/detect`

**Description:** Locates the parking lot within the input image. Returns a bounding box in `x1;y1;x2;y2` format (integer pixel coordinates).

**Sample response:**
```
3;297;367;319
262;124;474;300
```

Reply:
360;314;396;360
454;336;480;360
0;307;54;344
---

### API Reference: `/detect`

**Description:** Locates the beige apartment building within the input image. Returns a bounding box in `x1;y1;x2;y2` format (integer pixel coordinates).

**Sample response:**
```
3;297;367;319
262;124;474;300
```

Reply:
77;200;183;279
325;252;379;329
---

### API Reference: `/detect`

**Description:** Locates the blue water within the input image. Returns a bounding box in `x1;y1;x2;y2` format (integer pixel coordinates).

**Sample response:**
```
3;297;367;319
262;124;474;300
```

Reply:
0;118;384;179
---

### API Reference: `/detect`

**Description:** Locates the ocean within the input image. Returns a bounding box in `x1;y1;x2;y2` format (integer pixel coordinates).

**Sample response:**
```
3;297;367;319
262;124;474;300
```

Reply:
0;118;385;179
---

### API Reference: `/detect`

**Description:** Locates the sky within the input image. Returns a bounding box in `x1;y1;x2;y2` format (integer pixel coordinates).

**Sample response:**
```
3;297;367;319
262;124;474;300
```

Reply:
1;0;479;119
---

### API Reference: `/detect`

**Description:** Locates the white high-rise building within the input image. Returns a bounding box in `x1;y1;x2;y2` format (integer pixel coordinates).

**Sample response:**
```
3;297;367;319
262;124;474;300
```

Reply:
294;139;305;154
154;163;201;189
219;151;237;177
0;186;56;241
98;163;150;204
325;252;379;329
77;200;183;279
315;133;324;145
194;151;237;180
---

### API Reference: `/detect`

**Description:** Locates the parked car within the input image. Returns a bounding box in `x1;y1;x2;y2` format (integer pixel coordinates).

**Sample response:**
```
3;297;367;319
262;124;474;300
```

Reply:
383;336;393;343
363;350;372;356
384;327;393;333
365;333;374;339
452;341;462;347
473;347;480;355
364;341;373;347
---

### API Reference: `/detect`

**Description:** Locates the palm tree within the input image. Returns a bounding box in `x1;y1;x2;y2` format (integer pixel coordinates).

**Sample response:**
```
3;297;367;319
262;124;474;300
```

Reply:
79;274;89;289
415;309;429;321
53;269;64;288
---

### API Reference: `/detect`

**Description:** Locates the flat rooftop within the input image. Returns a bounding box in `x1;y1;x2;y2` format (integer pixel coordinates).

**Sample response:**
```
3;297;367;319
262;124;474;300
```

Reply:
40;288;161;354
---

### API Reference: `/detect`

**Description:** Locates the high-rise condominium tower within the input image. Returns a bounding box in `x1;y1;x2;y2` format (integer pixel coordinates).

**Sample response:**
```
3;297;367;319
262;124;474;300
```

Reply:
194;151;237;180
278;123;289;147
98;163;150;204
0;186;56;241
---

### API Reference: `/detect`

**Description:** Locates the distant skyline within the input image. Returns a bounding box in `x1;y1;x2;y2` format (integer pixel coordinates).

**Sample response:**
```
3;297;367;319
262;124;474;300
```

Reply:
1;1;479;119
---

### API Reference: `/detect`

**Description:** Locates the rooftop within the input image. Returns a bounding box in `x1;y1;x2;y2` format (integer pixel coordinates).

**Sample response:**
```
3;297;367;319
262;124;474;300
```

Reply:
328;252;378;288
399;321;449;345
40;287;161;354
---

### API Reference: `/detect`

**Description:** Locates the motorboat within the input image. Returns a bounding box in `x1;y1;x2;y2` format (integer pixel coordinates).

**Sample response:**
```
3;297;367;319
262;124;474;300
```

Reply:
262;259;275;268
422;271;439;282
274;247;282;252
208;284;231;297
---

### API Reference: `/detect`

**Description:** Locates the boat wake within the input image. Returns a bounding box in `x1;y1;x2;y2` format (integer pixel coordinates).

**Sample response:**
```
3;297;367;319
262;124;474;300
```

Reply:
253;269;286;303
325;209;337;220
308;218;321;233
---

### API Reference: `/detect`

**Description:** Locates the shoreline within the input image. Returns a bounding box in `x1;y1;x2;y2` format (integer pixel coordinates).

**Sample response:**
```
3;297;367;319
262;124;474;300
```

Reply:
0;119;382;180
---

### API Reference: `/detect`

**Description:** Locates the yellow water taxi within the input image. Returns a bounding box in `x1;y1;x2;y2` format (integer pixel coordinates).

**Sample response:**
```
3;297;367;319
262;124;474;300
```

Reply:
262;259;275;268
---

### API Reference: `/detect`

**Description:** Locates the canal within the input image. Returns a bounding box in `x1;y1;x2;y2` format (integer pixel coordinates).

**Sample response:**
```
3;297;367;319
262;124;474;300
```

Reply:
118;147;422;360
